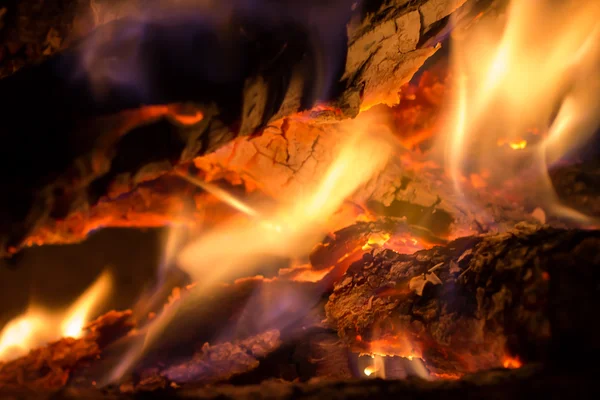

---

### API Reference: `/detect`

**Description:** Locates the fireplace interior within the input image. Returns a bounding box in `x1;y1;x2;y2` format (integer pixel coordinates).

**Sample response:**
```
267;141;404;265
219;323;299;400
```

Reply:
1;0;600;399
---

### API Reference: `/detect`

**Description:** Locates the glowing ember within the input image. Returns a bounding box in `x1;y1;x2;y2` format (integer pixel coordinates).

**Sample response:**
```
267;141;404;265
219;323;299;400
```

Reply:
0;271;112;362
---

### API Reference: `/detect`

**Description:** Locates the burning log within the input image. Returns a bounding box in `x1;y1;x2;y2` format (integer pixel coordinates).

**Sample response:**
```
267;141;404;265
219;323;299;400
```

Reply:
0;0;494;257
0;310;133;392
0;275;334;393
326;223;600;375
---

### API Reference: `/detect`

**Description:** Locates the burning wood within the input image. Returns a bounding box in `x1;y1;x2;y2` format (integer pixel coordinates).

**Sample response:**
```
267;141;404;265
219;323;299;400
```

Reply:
0;0;491;257
0;310;133;392
326;223;600;375
1;0;599;398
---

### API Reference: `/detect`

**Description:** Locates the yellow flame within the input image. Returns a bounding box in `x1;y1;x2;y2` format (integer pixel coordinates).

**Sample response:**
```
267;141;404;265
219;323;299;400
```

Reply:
362;233;391;250
0;270;112;362
446;0;600;221
364;366;378;377
61;271;113;338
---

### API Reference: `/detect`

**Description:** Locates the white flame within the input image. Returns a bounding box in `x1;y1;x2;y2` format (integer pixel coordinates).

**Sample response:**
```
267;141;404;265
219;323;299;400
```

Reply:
445;0;600;221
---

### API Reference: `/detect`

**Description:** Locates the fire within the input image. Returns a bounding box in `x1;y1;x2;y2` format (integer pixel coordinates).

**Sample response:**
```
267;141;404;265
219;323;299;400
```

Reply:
0;271;112;362
363;366;378;377
502;356;522;369
103;112;396;383
445;0;600;221
497;138;527;150
362;233;391;250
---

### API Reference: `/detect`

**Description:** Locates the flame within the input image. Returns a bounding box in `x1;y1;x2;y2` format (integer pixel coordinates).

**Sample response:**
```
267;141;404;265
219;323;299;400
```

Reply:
0;271;112;362
103;112;395;384
362;233;391;250
445;0;600;221
502;356;522;369
177;113;394;284
364;366;378;377
496;138;527;150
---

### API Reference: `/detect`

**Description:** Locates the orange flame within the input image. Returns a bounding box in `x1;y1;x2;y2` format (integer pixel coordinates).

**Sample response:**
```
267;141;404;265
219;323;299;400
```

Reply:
0;271;113;362
502;356;522;369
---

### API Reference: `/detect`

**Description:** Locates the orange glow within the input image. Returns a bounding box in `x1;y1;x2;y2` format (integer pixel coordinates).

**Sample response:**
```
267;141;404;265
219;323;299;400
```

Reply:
364;366;378;377
430;372;462;380
279;264;336;283
0;271;112;362
171;111;205;126
502;356;522;369
117;105;203;132
542;271;550;281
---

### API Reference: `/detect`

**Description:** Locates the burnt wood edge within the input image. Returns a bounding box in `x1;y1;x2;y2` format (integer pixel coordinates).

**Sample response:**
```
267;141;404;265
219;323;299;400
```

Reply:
4;364;600;399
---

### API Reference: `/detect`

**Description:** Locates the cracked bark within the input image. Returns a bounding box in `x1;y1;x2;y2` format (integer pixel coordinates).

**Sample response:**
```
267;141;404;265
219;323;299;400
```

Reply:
0;0;498;257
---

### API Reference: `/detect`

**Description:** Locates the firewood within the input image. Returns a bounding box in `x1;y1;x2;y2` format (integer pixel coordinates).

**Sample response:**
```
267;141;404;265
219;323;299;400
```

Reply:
326;223;600;375
6;364;600;399
0;310;134;392
0;0;495;257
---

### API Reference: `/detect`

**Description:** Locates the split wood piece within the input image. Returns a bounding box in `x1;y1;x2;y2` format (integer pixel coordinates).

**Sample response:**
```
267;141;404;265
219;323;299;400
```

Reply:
326;223;600;375
0;0;493;257
0;310;134;392
6;364;600;399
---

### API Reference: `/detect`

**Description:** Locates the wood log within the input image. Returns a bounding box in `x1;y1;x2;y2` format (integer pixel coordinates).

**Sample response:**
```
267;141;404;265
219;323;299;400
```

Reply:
0;0;495;257
4;364;600;399
326;224;600;375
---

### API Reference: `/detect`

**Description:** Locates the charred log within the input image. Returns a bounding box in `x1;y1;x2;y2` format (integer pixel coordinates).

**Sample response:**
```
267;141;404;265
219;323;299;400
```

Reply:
4;364;600;399
326;224;600;375
0;0;491;257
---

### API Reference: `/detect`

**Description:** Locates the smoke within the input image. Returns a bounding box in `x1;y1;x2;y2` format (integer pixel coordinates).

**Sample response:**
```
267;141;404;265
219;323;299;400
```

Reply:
66;1;360;112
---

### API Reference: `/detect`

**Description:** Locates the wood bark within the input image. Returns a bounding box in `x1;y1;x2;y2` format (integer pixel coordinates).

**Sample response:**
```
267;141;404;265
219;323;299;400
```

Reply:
326;224;600;375
0;0;495;257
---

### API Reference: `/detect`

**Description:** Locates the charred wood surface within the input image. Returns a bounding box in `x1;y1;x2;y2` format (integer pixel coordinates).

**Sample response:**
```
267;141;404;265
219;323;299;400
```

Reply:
3;365;600;399
326;224;600;375
0;0;490;257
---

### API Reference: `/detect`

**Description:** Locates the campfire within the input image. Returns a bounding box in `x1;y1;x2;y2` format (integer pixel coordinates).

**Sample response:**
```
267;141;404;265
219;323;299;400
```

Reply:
1;0;600;398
